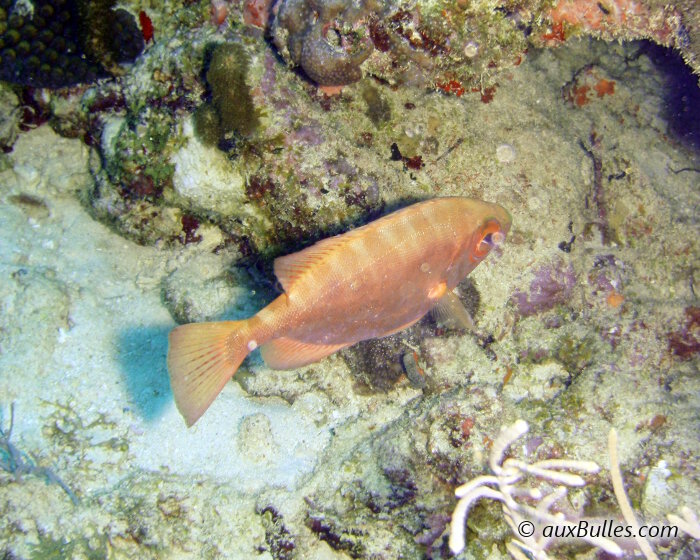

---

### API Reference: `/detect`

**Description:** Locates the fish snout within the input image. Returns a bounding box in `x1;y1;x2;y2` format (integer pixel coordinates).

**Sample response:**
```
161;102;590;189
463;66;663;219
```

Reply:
493;205;512;236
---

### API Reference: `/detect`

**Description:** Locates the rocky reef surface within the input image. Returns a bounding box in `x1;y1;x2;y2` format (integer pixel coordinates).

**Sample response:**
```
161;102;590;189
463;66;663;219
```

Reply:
0;1;699;559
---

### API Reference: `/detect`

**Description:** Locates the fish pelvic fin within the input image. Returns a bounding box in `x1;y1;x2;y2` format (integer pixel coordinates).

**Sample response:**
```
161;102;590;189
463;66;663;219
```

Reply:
167;320;255;427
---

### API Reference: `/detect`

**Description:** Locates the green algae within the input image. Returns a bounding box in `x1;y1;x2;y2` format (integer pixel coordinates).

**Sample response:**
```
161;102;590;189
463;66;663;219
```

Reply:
203;42;260;141
41;400;130;479
361;84;392;126
193;102;223;147
31;532;110;560
108;111;177;196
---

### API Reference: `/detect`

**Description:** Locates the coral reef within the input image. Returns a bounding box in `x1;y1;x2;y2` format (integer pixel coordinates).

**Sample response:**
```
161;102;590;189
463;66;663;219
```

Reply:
449;420;700;558
449;419;616;558
268;0;700;92
272;0;374;86
271;0;530;91
0;0;144;87
0;0;698;557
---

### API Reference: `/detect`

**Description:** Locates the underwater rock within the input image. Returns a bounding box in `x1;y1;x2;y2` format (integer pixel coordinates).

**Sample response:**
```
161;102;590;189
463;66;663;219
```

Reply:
269;0;700;92
237;413;279;464
502;361;570;403
162;252;246;324
342;331;421;393
0;267;71;382
667;306;700;360
170;118;248;215
511;260;577;317
563;65;617;107
361;83;392;126
4;125;91;195
272;0;374;86
0;83;19;150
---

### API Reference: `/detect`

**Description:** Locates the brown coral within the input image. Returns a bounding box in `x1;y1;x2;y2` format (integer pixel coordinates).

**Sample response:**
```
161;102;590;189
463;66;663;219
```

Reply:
273;0;374;86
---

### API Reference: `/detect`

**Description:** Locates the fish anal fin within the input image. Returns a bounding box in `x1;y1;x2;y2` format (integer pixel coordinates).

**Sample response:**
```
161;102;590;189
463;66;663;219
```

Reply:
431;291;475;332
260;337;348;369
167;320;252;427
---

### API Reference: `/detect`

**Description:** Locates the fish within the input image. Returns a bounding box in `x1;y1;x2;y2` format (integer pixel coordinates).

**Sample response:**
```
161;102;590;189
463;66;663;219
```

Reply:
167;197;511;426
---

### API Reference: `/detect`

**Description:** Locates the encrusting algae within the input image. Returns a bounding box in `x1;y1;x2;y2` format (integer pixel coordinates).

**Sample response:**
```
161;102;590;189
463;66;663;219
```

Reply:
167;197;511;426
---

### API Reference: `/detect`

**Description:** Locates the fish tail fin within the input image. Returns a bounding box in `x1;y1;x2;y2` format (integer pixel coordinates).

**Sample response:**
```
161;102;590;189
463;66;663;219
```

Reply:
167;320;255;427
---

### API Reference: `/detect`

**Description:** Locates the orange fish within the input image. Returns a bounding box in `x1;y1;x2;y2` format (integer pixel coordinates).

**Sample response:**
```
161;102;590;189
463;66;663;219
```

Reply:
168;197;511;425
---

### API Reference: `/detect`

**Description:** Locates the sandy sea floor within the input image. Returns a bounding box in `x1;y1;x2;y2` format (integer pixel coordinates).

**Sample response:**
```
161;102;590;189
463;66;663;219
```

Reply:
0;32;699;560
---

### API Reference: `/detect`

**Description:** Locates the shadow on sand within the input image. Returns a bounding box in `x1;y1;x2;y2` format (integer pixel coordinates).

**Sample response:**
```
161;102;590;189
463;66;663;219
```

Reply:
117;326;173;421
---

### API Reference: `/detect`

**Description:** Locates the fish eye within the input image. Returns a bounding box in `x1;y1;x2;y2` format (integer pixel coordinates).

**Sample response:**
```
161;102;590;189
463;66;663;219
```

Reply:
473;221;504;258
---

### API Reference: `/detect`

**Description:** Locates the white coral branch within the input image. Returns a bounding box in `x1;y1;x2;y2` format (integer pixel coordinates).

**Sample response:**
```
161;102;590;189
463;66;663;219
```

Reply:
449;419;618;557
608;428;659;560
667;506;700;539
449;420;699;558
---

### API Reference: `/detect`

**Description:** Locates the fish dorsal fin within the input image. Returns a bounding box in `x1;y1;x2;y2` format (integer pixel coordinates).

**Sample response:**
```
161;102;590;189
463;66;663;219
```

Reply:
431;290;475;332
260;337;349;369
273;202;439;293
273;228;367;293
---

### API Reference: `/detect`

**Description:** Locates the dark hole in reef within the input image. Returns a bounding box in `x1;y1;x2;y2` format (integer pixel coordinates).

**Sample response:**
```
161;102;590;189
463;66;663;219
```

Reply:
639;40;700;152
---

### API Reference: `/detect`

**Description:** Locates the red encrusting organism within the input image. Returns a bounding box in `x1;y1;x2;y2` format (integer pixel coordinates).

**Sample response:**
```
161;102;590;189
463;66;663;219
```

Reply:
435;80;465;97
139;10;154;43
542;22;566;43
211;0;229;27
243;0;271;29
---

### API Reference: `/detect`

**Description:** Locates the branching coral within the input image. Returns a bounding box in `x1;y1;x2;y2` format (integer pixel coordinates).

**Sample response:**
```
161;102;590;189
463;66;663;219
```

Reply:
448;420;619;558
449;420;700;559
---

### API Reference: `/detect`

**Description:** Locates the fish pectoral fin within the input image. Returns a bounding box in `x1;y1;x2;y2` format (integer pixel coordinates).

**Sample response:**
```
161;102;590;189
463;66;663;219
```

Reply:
260;337;348;370
431;290;475;332
427;281;448;300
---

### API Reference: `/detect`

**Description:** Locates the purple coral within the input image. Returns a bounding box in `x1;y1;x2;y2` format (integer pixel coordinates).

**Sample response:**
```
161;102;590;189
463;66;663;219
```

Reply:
511;260;577;317
273;0;374;86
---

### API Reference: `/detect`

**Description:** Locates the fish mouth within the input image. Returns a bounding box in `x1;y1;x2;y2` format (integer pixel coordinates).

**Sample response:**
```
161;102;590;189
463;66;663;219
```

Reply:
486;230;506;247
